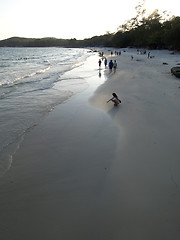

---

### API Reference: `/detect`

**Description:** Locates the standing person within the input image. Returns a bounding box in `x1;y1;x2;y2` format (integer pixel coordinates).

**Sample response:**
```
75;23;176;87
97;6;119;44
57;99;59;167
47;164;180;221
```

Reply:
109;60;113;72
98;59;102;68
104;58;107;67
113;60;117;72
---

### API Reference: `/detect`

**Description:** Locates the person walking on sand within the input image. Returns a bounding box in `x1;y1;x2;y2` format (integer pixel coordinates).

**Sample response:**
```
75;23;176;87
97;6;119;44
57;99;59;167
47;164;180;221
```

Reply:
109;60;113;72
113;60;117;72
98;59;102;68
107;93;121;106
104;58;107;67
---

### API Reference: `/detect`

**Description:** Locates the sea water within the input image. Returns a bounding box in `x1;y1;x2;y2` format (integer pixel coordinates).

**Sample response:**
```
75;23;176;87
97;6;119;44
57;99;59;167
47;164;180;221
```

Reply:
0;47;93;175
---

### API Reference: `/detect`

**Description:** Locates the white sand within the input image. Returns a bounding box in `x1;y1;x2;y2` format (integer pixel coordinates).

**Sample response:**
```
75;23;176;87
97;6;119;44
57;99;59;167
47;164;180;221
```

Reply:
0;49;180;240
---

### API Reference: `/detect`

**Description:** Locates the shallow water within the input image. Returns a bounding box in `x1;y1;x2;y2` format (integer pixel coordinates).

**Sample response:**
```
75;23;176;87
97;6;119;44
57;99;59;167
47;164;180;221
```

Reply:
0;47;93;175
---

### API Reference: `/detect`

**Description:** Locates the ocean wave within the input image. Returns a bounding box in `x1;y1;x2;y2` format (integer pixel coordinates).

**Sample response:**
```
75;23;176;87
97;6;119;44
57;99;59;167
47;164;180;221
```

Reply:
36;66;50;74
0;66;51;88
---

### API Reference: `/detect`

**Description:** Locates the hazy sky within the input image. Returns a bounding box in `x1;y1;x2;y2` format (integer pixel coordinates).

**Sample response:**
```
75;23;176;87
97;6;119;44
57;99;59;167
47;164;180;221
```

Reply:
0;0;179;40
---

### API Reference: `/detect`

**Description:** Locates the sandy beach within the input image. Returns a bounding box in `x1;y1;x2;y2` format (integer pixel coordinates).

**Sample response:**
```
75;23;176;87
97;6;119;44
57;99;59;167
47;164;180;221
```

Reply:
0;49;180;240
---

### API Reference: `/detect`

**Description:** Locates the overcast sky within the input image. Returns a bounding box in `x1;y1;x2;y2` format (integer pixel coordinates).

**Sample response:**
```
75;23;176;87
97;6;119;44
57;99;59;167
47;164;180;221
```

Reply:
0;0;179;40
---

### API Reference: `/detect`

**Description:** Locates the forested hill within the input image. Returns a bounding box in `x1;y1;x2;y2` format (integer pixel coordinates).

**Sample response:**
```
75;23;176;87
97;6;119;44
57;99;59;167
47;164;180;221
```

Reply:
0;13;179;50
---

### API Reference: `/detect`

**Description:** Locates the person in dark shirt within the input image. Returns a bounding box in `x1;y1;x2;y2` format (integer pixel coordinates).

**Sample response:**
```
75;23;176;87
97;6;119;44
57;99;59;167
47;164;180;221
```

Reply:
109;60;113;72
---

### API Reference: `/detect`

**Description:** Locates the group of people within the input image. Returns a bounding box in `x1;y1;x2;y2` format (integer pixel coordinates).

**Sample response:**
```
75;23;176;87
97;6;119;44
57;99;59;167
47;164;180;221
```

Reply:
111;51;121;56
108;59;117;72
98;58;117;73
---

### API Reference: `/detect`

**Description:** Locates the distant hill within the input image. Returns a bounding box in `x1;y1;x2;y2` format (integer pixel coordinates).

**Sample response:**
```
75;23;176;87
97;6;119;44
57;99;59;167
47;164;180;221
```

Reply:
0;35;113;48
0;37;79;47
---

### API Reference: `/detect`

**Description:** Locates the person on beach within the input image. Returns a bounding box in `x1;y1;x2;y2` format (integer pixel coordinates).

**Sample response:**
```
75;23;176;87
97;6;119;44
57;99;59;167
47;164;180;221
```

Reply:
104;58;107;67
109;60;113;72
113;60;117;72
107;93;121;106
98;59;102;68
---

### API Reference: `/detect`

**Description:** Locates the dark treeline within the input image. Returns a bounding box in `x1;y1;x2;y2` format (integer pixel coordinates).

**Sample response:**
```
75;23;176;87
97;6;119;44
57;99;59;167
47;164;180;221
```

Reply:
0;7;179;50
112;9;180;50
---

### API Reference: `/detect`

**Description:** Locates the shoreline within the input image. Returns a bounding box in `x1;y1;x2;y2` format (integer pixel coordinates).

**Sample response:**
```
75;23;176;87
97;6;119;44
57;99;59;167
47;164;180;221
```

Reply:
0;52;100;177
0;47;91;177
0;52;121;239
0;48;180;240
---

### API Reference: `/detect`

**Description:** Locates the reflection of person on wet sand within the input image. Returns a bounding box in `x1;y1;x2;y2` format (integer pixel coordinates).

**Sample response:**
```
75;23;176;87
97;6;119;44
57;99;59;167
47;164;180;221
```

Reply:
107;93;121;106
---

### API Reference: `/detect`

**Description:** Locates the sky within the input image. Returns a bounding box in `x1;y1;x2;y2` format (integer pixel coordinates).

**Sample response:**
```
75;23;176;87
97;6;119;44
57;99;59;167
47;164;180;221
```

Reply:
0;0;179;40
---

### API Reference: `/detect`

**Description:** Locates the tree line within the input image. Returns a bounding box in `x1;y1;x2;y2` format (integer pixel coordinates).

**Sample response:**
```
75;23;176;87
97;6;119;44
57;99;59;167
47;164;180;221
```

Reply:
0;7;179;50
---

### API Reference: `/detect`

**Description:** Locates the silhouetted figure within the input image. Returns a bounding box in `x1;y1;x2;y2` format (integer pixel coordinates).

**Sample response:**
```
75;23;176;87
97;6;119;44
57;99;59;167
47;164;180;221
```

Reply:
107;93;121;106
104;58;107;67
109;60;113;72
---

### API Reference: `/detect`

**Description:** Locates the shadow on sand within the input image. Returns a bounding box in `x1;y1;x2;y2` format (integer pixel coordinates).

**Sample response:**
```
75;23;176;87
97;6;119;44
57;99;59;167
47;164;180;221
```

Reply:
107;105;120;120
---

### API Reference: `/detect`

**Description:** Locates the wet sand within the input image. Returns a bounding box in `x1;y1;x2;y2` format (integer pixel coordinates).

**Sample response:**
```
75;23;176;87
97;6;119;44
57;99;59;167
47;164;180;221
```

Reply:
0;49;180;240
